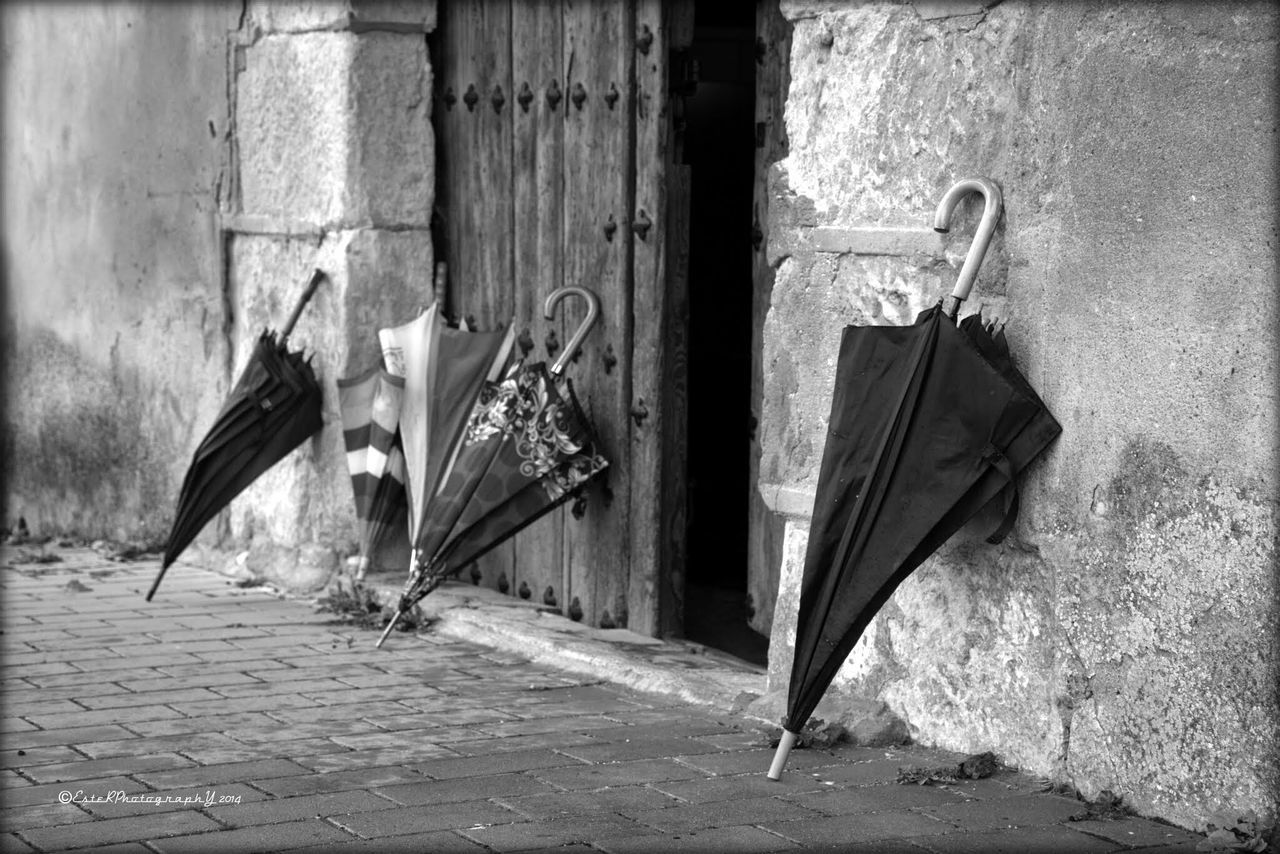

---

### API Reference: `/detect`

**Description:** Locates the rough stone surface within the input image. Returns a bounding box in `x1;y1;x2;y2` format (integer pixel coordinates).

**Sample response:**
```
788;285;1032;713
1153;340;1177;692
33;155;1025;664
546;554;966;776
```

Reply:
236;30;433;227
1;3;241;541
759;0;1278;833
236;32;354;225
247;0;437;34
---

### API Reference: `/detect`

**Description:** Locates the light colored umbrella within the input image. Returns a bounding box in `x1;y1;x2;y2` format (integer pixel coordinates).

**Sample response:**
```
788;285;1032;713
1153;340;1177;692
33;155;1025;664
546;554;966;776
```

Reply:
378;303;515;571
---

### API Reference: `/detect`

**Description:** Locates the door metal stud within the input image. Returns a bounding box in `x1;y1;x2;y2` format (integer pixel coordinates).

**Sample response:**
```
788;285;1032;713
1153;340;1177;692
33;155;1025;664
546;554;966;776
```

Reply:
632;209;653;240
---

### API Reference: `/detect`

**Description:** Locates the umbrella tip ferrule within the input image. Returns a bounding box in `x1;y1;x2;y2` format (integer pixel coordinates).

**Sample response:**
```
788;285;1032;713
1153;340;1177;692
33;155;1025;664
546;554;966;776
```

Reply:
375;613;401;648
767;730;800;781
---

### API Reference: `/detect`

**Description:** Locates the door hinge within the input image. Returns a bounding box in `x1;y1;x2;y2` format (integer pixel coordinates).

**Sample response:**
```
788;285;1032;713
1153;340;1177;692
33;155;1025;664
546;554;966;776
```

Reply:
670;48;698;97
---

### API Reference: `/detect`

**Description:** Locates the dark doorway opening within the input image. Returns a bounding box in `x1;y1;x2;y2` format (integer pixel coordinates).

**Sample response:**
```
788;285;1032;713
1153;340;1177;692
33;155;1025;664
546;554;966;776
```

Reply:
679;3;767;667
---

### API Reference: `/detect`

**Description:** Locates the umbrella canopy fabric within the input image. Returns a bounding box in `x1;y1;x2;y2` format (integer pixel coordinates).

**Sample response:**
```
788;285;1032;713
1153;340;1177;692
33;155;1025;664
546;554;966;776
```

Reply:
769;302;1060;777
336;364;408;578
377;359;608;647
149;270;326;601
378;304;516;551
422;360;607;573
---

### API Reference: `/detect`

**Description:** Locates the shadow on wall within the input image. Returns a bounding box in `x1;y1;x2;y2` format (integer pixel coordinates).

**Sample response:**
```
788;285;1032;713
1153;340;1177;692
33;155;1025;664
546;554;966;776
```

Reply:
6;329;180;543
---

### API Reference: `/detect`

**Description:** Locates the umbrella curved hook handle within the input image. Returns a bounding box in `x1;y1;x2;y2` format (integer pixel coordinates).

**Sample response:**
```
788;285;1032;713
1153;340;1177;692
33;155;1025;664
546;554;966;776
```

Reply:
281;268;327;342
543;286;601;377
933;177;1002;318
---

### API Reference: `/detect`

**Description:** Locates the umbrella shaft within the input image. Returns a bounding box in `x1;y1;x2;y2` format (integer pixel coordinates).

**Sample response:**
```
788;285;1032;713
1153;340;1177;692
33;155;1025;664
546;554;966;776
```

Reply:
281;269;325;341
144;563;172;602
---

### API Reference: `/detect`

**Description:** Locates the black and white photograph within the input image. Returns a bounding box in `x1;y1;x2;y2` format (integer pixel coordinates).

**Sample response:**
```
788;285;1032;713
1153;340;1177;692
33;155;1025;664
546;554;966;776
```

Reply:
0;1;1275;852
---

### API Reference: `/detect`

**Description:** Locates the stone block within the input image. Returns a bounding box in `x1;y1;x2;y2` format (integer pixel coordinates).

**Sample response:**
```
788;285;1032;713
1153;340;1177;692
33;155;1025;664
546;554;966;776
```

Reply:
248;1;436;33
911;0;989;20
332;802;522;837
246;541;339;593
158;819;354;854
763;810;952;847
349;31;434;225
236;31;433;227
20;812;223;853
236;32;354;224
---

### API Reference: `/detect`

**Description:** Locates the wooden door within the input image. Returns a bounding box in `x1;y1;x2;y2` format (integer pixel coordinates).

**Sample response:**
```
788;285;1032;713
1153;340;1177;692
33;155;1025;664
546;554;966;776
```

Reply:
746;2;790;639
432;0;690;637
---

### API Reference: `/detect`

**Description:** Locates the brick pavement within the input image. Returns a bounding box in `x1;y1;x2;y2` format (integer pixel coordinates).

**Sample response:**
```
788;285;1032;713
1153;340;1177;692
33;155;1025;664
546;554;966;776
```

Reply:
0;546;1209;853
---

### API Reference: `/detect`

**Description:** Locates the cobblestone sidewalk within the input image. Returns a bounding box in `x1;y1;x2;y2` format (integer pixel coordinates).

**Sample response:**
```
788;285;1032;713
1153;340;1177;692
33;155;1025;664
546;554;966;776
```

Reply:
2;547;1207;853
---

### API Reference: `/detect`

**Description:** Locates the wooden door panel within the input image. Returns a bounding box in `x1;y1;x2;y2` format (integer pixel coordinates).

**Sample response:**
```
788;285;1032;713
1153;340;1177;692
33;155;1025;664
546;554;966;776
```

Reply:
433;0;686;633
510;0;567;612
747;2;790;636
629;0;675;637
560;0;635;629
439;0;516;594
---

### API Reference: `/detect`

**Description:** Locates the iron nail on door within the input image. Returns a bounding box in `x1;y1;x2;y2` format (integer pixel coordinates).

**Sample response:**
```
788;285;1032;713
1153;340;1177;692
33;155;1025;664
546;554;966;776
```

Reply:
632;209;653;240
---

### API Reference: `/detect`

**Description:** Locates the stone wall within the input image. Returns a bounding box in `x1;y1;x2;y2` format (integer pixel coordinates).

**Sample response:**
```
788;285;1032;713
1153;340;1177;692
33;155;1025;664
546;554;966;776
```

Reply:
2;3;241;543
757;0;1278;832
2;2;437;591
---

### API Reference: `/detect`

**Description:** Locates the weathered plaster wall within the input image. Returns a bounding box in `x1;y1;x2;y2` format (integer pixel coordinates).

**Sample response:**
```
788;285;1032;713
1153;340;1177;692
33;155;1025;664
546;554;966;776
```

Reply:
758;0;1278;832
2;3;240;542
2;2;436;591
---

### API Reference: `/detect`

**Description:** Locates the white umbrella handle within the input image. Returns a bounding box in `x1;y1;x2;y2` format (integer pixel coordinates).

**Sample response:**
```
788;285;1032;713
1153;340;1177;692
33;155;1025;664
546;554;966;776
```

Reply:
932;178;1002;318
544;286;601;377
767;729;799;780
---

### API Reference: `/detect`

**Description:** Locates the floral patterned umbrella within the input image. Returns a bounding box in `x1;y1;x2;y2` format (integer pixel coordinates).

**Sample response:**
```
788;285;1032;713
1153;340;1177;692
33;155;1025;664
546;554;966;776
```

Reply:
377;287;607;647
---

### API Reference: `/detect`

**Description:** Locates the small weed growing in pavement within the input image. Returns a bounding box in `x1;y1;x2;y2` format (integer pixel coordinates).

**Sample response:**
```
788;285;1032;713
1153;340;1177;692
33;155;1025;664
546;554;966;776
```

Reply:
1068;789;1133;821
91;538;166;562
769;718;847;750
898;751;1001;785
317;579;427;633
12;547;62;565
1197;810;1273;852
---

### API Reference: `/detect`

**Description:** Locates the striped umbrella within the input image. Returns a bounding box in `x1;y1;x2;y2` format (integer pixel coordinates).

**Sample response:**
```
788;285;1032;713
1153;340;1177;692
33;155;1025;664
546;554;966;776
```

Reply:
336;365;408;579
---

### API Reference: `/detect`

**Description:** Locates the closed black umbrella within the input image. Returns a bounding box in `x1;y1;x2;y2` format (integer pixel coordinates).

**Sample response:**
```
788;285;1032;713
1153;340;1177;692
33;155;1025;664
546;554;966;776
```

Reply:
768;180;1061;778
147;269;326;601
